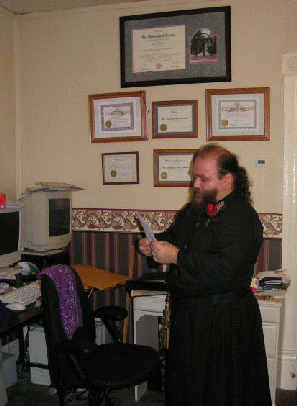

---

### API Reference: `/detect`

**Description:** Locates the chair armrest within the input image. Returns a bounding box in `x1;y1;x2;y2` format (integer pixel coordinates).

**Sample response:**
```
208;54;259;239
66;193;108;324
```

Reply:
94;305;128;321
58;338;97;355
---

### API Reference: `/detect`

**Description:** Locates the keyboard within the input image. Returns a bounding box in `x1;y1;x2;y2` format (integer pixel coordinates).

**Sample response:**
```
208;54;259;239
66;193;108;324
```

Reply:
0;280;41;306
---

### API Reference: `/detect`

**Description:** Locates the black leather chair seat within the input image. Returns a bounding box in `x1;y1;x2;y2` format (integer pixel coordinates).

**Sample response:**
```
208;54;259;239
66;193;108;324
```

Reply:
74;343;159;389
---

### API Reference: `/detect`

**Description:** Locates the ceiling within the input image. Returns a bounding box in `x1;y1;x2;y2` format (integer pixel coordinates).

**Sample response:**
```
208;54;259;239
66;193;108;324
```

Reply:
0;0;145;14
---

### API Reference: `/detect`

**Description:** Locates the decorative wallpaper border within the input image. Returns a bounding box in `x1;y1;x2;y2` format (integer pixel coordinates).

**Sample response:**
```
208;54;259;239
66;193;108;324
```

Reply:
259;213;282;238
72;209;282;239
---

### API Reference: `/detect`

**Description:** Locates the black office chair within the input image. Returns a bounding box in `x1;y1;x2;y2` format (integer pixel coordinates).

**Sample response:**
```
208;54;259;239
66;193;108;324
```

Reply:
39;265;160;406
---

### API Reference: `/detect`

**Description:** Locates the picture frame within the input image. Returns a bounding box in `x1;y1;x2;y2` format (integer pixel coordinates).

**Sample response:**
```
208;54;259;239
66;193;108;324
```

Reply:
152;100;198;139
153;149;197;187
120;6;231;88
205;87;270;141
102;152;139;185
89;91;147;143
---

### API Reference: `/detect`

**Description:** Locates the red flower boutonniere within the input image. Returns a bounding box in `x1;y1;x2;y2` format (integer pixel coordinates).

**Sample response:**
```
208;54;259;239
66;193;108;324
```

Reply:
204;201;225;226
206;203;220;217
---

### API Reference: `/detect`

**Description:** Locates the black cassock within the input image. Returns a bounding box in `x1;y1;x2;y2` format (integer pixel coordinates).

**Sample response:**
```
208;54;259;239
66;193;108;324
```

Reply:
158;190;272;406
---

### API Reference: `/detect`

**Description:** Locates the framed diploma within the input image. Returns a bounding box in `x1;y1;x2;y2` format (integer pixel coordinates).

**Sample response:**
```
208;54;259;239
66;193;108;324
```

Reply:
102;152;139;185
152;100;198;138
120;6;231;88
153;149;197;187
89;91;147;143
206;88;270;141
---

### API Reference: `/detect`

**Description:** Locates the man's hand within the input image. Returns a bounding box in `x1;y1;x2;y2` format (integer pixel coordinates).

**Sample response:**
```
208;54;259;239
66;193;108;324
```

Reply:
138;238;153;256
150;241;179;265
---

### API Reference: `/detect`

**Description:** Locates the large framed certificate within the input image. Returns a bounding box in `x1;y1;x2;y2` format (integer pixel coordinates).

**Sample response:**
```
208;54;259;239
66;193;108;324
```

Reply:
206;88;270;141
152;100;198;138
153;149;197;187
89;91;147;143
120;6;231;88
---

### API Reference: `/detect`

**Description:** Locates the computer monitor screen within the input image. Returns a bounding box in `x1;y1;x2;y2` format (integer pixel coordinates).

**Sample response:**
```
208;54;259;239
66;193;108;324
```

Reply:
22;191;72;252
49;198;70;237
0;207;22;267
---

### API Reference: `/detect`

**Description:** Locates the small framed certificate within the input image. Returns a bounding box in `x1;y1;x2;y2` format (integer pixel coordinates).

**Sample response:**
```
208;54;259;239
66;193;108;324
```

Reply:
89;91;147;143
102;152;139;185
152;100;198;138
153;149;197;187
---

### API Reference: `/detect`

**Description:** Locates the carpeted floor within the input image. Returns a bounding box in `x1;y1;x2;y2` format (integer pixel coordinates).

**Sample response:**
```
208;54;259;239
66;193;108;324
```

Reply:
6;383;164;406
4;361;297;406
275;389;297;406
5;382;297;406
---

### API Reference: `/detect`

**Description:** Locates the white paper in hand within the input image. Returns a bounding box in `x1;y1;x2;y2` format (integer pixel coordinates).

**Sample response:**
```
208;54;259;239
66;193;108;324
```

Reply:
136;214;156;243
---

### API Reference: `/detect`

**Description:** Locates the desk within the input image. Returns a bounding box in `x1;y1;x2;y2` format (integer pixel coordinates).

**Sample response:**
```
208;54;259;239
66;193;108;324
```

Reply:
0;303;44;361
71;265;131;291
132;290;284;405
0;304;44;406
72;264;133;344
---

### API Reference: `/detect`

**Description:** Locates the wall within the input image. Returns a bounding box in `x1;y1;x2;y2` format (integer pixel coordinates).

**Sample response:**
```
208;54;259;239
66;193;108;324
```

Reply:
15;0;297;214
0;9;16;200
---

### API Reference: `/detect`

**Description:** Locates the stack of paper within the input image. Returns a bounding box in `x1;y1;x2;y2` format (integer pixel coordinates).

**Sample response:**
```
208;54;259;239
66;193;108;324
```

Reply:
257;269;290;291
23;182;84;195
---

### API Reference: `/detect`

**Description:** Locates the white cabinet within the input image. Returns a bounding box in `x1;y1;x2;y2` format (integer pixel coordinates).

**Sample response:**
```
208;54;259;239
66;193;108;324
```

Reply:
133;292;167;401
132;291;284;404
258;298;284;406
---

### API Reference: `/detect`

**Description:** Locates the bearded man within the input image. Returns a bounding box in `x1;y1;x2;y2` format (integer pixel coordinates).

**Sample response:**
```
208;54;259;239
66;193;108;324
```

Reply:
139;144;271;406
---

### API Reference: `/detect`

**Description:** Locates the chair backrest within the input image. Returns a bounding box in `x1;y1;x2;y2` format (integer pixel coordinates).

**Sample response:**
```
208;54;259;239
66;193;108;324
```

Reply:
40;266;96;389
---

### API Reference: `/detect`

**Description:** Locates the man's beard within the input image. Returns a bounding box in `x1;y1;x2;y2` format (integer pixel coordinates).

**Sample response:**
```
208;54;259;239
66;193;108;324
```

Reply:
189;188;218;217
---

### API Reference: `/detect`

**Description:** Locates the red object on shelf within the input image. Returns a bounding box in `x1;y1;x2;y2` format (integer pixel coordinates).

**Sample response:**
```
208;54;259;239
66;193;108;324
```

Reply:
0;193;6;209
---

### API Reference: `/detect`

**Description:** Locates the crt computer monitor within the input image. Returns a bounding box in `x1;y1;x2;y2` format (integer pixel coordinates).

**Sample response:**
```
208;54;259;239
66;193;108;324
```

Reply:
21;191;72;252
0;205;23;267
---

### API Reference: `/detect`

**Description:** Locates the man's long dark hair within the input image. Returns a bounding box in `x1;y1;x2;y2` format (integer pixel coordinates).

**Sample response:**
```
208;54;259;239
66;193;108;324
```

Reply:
195;144;252;204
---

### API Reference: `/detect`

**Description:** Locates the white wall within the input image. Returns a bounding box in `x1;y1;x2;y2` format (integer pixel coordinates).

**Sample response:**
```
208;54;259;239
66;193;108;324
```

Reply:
15;0;297;213
0;8;16;200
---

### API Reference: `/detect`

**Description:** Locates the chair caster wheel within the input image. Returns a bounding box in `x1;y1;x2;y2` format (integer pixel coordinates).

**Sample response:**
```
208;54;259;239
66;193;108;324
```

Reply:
48;387;57;396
